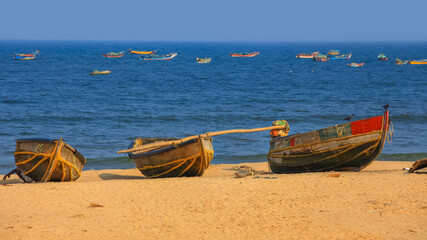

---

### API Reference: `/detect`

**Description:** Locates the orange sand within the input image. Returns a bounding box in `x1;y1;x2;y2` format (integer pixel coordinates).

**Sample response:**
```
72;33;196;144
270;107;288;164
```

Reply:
1;161;426;239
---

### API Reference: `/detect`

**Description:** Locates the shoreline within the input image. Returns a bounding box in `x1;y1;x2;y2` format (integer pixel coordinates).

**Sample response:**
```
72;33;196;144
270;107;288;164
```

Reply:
1;161;426;239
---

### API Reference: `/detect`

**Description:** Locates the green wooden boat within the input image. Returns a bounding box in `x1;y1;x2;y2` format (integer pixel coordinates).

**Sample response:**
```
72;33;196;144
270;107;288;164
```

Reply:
267;111;390;173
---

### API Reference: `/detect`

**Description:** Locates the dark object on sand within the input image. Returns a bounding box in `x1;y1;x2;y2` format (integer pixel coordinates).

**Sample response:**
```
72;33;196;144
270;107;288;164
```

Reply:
267;111;390;173
344;114;354;122
408;158;427;173
6;138;87;182
127;137;214;178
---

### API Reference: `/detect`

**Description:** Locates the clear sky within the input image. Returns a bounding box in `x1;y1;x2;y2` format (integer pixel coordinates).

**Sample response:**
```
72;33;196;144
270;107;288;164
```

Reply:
1;0;426;41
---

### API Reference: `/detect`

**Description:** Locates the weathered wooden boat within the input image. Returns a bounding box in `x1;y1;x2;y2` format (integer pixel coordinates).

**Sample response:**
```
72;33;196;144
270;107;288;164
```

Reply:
408;59;427;65
102;51;125;58
408;158;427;173
267;111;390;173
89;70;111;75
140;53;178;60
13;50;39;60
330;53;352;60
230;52;260;57
349;62;365;67
9;138;86;182
196;57;212;63
127;136;214;178
296;51;319;59
378;53;388;61
328;50;340;55
128;49;156;55
313;54;328;62
395;58;408;65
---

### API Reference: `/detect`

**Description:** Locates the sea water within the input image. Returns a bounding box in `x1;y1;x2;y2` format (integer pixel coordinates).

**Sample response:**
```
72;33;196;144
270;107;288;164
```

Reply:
0;41;426;172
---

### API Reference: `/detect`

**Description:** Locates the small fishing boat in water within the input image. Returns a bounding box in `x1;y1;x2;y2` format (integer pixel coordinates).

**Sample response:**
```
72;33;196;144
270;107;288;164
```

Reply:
128;49;156;55
126;137;214;178
13;50;40;60
140;53;178;60
408;59;427;65
378;53;388;61
313;54;328;62
3;138;86;182
330;53;352;60
267;111;390;173
89;70;111;75
230;52;260;57
328;50;340;55
395;58;408;65
296;51;319;59
196;57;212;63
102;51;125;58
349;63;365;67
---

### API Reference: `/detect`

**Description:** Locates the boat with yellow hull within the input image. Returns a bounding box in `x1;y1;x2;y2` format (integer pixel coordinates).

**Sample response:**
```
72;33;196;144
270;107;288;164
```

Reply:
128;49;156;55
408;59;427;65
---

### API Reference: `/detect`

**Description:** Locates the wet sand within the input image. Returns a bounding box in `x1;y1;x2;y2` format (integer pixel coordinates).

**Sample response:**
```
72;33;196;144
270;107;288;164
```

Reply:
1;161;426;239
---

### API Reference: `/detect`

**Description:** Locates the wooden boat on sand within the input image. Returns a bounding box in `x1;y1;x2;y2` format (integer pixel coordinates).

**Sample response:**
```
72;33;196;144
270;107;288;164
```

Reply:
128;49;156;55
13;50;40;60
102;51;125;58
89;70;111;75
408;59;427;65
127;136;214;178
141;53;178;60
5;138;86;182
296;51;319;59
230;52;260;57
267;111;390;173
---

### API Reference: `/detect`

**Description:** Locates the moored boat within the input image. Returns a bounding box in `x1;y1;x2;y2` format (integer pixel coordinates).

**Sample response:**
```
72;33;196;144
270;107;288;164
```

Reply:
13;50;40;60
330;53;352;60
267;111;390;173
349;62;365;67
5;138;86;182
408;59;427;65
89;70;111;75
128;49;156;55
127;136;214;178
328;50;340;55
313;54;328;62
102;51;125;58
395;58;408;65
140;53;178;60
296;51;319;59
196;57;212;63
230;52;260;57
378;53;388;61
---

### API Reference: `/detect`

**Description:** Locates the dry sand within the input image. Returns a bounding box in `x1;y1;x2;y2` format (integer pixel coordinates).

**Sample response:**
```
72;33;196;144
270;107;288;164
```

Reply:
1;161;426;240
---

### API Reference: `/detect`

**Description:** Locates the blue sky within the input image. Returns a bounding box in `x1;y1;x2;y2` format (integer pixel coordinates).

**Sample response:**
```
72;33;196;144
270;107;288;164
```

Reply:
1;0;426;41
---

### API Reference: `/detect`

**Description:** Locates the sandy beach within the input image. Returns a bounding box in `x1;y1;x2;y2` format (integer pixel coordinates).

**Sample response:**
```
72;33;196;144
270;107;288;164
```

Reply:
1;161;426;240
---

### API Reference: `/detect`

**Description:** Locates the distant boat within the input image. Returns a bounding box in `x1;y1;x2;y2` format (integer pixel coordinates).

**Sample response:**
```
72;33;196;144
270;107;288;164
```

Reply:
349;63;365;67
102;51;125;58
313;54;328;62
296;51;319;59
408;59;427;65
13;50;39;60
89;70;111;75
378;53;388;61
230;52;260;57
140;53;178;60
395;58;408;65
128;49;156;55
330;53;352;60
328;50;340;55
268;111;390;173
196;57;212;64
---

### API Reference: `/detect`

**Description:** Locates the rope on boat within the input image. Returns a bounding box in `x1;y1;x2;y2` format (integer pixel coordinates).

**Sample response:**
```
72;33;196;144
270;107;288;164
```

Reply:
387;120;394;143
137;153;202;178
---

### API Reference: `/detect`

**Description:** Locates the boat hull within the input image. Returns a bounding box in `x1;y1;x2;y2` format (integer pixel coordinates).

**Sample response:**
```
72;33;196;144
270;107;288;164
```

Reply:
267;111;389;173
142;53;178;60
408;60;427;65
14;139;86;182
128;136;214;178
230;52;260;57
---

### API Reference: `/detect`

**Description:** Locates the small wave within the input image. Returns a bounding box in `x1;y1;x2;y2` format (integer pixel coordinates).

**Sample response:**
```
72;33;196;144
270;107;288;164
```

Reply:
378;152;427;162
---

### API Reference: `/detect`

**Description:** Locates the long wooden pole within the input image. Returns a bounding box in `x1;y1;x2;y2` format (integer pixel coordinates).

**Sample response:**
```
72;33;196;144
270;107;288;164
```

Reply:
117;125;288;154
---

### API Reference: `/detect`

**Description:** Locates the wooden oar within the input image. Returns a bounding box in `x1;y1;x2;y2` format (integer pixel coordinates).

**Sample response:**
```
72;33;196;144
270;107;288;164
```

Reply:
117;125;288;154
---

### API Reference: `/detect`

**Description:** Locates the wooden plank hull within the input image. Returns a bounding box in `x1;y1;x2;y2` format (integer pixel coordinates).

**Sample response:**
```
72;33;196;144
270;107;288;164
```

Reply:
268;111;389;173
14;139;86;182
128;136;214;178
